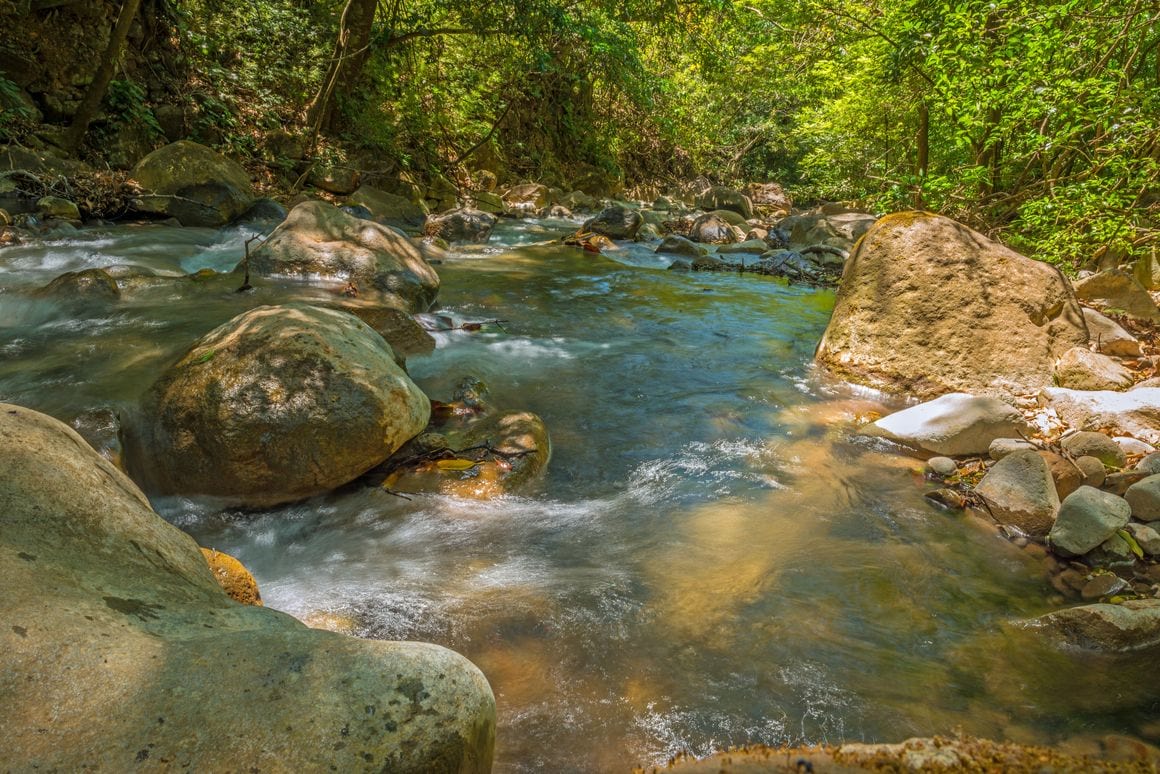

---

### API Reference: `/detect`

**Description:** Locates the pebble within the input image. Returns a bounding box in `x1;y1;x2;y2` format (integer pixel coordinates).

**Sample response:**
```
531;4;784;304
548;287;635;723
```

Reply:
1080;573;1128;600
925;456;958;477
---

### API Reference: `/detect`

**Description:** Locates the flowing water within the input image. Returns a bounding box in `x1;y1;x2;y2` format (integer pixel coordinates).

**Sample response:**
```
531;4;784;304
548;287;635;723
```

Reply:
2;218;1157;771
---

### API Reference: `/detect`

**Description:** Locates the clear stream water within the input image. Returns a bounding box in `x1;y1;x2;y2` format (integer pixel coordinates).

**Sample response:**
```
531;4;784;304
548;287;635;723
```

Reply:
1;218;1156;771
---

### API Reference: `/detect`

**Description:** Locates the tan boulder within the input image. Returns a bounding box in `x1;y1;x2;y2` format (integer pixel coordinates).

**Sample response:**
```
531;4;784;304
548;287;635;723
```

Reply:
1053;346;1133;391
127;304;430;507
816;212;1089;398
0;404;495;772
1074;269;1160;321
245;201;440;312
1081;307;1141;357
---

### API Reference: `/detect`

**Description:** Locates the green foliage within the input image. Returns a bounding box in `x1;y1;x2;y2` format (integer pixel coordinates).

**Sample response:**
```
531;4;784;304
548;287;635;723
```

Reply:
0;75;34;142
103;80;163;138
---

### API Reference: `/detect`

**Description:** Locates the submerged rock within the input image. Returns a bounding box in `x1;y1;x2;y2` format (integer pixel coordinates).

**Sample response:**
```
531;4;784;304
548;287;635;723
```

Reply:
0;404;495;771
129;140;255;227
816;212;1088;398
245;200;440;312
33;268;120;302
376;378;550;500
860;393;1031;456
1032;599;1160;652
128;304;430;507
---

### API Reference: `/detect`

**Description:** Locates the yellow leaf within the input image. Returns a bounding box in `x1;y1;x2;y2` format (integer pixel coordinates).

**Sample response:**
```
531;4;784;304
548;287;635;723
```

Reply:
436;458;479;471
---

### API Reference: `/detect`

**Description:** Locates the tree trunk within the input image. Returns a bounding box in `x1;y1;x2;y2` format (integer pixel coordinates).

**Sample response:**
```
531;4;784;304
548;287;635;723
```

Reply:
915;100;929;209
63;0;144;152
305;0;378;137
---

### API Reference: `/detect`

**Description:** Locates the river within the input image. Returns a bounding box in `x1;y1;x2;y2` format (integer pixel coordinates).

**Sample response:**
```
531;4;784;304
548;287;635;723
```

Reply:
1;216;1155;770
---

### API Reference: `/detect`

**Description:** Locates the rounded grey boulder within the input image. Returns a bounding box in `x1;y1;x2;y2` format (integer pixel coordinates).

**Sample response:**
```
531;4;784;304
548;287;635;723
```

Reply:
1048;486;1131;556
974;449;1060;536
128;303;430;507
0;404;495;771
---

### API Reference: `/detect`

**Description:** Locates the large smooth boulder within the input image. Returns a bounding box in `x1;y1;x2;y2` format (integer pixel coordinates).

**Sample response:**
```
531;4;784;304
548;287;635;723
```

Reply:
781;207;877;251
130;140;255;227
1041;388;1160;445
816;212;1089;398
696;186;753;219
245;201;440;312
1053;347;1133;391
0;404;495;771
425;207;497;244
1032;599;1160;652
583;205;642;240
975;450;1061;536
127;304;430;507
860;393;1031;456
1048;486;1131;556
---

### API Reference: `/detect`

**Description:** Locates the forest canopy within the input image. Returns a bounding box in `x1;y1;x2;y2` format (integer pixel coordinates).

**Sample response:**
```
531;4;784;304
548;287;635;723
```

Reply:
0;0;1156;271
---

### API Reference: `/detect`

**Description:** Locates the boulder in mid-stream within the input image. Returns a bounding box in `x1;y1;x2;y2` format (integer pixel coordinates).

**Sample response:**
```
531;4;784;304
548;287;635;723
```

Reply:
583;205;642;240
815;212;1089;398
129;140;255;227
0;403;495;772
348;185;428;228
127;303;430;507
688;213;739;244
244;200;440;312
859;393;1031;456
425;207;497;244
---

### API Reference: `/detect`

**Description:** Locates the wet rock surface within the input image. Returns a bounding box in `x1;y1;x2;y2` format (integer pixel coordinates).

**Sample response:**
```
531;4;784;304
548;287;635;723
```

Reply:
0;404;496;772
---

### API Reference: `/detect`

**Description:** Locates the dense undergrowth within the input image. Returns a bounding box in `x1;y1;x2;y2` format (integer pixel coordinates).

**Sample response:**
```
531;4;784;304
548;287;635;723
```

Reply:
0;0;1156;271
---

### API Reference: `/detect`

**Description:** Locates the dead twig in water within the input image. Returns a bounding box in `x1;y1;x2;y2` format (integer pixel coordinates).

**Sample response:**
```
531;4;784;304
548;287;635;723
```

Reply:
236;234;265;293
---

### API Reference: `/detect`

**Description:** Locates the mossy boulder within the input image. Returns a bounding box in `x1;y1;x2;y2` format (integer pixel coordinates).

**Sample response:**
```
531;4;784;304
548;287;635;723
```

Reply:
816;212;1089;398
244;200;440;312
129;140;255;227
0;403;495;772
349;185;429;228
127;303;430;507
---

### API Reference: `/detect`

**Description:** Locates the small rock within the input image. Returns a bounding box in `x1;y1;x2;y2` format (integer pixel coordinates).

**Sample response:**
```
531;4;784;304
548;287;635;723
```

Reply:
1125;522;1160;555
1124;474;1160;521
1074;456;1107;488
1082;307;1142;357
1136;452;1160;474
924;488;967;510
975;450;1060;536
1038;450;1083;501
1060;431;1127;468
200;548;262;606
1080;573;1129;600
1053;346;1134;391
925;456;958;478
1103;470;1152;496
656;234;708;258
860;393;1031;456
1048;486;1131;556
717;239;768;255
989;437;1036;460
1087;532;1135;565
